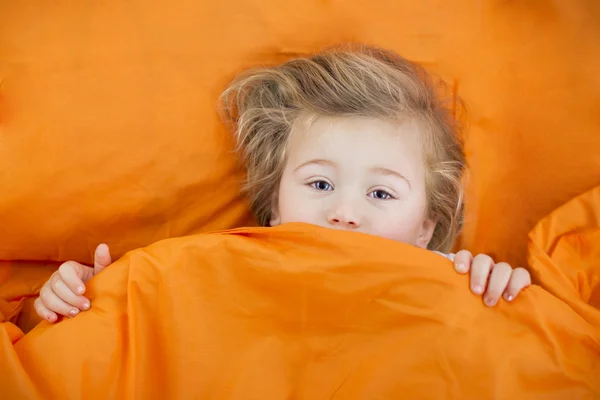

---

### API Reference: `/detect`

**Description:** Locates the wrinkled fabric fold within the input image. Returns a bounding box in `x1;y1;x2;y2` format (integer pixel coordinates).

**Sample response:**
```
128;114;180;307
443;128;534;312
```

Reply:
2;224;599;399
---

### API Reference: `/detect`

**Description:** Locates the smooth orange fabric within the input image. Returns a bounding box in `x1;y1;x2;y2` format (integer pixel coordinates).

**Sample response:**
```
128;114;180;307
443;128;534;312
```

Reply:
1;224;600;399
1;1;599;267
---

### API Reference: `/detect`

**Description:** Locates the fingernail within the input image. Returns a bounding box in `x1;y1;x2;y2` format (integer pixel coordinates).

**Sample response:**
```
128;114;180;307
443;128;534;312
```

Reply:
456;263;467;273
82;302;90;310
472;285;483;294
505;294;514;302
69;309;79;316
485;297;497;307
77;286;85;295
47;314;55;322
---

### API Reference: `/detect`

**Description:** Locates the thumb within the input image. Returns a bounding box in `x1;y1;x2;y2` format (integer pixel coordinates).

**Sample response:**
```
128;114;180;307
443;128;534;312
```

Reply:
93;243;112;276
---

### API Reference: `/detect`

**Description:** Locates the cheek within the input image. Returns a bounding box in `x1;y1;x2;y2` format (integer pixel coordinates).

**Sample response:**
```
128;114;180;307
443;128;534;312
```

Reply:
372;202;427;243
276;180;321;224
376;221;421;243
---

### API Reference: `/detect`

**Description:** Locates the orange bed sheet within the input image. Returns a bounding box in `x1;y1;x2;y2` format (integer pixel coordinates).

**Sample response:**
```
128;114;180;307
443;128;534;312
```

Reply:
1;223;599;399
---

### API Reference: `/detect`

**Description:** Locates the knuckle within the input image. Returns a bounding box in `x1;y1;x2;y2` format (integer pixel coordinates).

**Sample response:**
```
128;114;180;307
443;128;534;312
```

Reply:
58;261;72;274
513;267;528;275
43;289;57;304
455;250;470;261
472;273;487;284
39;284;50;299
53;277;63;291
34;302;46;318
45;297;63;313
50;272;60;284
471;266;489;279
471;262;486;273
458;249;472;258
473;253;493;265
495;262;513;274
512;268;532;285
59;261;79;277
486;278;505;292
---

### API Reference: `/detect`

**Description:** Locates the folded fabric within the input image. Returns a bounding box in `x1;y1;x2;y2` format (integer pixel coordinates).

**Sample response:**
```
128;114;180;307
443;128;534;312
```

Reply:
1;223;599;399
528;184;600;320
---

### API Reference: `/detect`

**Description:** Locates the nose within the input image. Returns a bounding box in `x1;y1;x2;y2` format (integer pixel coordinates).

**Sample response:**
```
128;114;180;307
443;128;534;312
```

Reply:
327;202;361;229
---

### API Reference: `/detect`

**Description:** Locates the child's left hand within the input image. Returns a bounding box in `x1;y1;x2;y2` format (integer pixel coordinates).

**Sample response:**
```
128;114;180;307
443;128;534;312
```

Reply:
452;250;531;307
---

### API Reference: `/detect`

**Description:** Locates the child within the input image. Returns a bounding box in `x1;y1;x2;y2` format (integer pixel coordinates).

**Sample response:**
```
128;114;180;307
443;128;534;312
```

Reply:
34;44;531;323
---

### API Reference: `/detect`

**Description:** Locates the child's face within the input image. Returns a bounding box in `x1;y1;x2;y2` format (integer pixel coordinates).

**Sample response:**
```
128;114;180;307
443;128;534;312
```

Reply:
270;115;436;248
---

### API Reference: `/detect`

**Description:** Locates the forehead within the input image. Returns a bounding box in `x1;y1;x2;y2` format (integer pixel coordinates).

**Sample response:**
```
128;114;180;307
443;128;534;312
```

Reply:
287;115;425;167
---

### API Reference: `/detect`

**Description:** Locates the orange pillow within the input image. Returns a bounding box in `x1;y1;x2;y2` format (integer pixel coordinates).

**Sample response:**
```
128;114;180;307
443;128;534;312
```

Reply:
451;2;600;266
0;3;253;264
1;0;598;268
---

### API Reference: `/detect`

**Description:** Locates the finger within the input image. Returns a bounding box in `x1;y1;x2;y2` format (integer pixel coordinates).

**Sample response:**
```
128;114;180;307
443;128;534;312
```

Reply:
52;275;91;311
503;267;532;302
470;254;495;295
39;283;81;318
483;262;512;307
453;250;473;274
34;296;58;323
94;243;112;275
58;261;90;295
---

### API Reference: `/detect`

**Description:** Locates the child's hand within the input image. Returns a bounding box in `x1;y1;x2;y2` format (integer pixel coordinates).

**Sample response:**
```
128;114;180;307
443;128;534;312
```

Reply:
33;244;112;323
452;250;531;307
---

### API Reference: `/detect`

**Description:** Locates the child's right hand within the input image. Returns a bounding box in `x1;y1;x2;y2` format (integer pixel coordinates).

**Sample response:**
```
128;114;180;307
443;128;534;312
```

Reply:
34;244;112;323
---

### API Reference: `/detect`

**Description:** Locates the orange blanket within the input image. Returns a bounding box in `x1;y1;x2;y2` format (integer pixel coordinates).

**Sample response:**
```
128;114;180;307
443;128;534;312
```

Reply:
2;224;599;399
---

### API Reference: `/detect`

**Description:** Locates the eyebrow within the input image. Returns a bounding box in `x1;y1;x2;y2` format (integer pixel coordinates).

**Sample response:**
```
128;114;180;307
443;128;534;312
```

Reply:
293;159;335;172
371;167;412;190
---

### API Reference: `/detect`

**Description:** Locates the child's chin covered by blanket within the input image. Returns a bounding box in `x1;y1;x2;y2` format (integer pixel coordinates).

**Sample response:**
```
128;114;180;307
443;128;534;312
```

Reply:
34;44;531;323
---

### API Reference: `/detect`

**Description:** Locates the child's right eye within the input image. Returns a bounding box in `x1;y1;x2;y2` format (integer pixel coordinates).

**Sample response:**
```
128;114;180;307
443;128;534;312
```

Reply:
310;180;333;191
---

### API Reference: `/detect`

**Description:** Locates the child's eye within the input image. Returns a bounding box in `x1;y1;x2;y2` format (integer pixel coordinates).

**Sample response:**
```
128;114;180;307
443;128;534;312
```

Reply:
369;190;394;200
310;180;333;191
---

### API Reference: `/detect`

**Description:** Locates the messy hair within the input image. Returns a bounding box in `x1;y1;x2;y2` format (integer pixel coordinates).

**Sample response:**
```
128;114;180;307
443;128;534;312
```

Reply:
220;44;466;252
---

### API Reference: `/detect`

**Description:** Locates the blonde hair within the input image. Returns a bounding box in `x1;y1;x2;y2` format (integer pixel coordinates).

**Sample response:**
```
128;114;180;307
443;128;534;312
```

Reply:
220;44;466;252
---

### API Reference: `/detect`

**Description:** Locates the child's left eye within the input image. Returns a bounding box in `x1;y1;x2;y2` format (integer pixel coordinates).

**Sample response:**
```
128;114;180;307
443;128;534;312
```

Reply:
369;190;394;200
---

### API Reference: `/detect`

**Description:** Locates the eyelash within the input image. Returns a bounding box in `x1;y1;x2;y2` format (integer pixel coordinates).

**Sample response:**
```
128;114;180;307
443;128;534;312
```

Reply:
368;189;395;200
309;180;333;191
308;180;396;200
